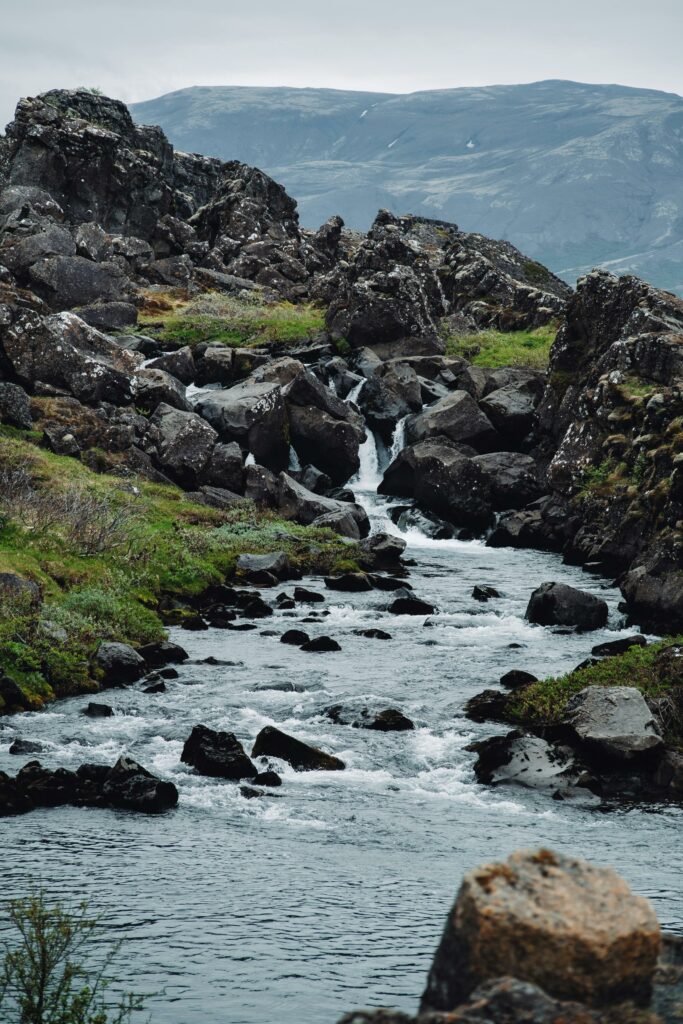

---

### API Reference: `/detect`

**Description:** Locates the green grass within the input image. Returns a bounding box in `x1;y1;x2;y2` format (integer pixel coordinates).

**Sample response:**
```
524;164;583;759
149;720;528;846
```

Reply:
507;637;683;743
0;431;357;711
140;291;326;350
444;326;557;369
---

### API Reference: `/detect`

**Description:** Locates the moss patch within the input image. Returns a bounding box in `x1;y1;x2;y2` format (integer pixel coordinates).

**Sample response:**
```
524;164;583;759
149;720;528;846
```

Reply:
0;431;356;711
444;326;557;369
139;291;326;350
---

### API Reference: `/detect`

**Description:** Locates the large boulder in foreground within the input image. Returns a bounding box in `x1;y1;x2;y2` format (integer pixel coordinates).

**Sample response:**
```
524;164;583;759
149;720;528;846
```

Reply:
420;848;660;1012
252;725;345;771
181;725;257;779
525;582;608;631
563;686;663;762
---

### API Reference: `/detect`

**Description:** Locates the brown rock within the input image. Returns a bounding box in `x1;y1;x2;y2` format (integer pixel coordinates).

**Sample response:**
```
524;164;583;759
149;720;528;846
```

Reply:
420;848;660;1012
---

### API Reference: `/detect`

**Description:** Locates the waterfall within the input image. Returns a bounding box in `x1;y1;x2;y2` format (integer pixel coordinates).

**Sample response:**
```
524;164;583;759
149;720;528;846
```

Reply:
346;379;365;406
352;429;382;492
388;417;407;464
245;452;256;467
288;447;302;472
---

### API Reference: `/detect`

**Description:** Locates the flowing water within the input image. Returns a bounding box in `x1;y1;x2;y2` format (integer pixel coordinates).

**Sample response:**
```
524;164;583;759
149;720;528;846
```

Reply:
1;421;682;1024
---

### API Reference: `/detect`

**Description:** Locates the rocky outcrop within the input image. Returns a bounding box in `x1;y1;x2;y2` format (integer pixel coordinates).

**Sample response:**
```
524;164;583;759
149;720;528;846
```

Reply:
251;725;346;771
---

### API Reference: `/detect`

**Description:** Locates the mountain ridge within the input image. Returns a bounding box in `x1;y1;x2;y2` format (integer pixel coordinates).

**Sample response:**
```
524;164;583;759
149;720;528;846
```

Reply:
131;79;683;293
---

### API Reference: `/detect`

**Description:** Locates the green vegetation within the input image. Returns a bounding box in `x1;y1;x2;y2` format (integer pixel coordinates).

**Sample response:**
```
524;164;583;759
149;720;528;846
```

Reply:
140;291;325;349
507;637;683;744
0;430;357;711
443;326;557;369
0;891;142;1023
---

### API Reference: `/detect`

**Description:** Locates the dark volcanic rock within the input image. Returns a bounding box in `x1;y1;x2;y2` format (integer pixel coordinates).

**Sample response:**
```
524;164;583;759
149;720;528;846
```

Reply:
251;725;345;771
280;629;310;646
150;402;218;488
525;582;608;631
181;724;257;779
388;594;436;615
8;738;44;755
591;635;647;657
82;702;114;718
367;709;414;731
324;573;373;593
102;755;178;813
300;636;342;652
138;641;188;668
405;391;499;452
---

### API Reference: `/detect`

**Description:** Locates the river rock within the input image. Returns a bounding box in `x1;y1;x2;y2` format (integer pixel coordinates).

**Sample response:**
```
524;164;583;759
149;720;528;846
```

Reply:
470;731;591;790
591;635;647;657
388;593;435;615
479;381;540;443
379;439;493;529
525;582;608;631
464;690;510;723
367;709;414;731
181;724;257;779
405;391;499;452
236;551;290;584
360;532;406;566
293;586;325;603
324;573;373;593
93;641;145;686
252;725;345;771
500;669;538;689
102;755;179;813
280;629;310;646
288;404;362;485
138;641;188;667
563;686;664;762
277;473;369;536
472;585;500;601
82;702;114;717
420;847;661;1011
8;738;44;755
300;636;342;652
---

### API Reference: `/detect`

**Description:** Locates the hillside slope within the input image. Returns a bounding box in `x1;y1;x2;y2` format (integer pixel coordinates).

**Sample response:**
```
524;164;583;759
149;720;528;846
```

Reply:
130;80;683;293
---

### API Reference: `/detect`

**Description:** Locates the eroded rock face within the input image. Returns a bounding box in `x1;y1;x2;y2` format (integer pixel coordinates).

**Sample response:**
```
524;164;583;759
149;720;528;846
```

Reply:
405;391;499;452
420;848;661;1011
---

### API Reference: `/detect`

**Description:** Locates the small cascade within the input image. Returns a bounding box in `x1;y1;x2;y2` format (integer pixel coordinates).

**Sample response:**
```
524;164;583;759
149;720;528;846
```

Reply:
353;429;382;492
388;416;407;465
245;452;256;467
346;379;365;406
288;447;302;472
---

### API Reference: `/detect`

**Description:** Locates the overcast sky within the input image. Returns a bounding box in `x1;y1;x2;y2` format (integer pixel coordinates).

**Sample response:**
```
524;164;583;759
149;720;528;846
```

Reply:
1;0;682;127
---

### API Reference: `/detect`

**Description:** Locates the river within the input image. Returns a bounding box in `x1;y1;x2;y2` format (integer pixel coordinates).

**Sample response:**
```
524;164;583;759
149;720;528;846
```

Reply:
1;425;682;1024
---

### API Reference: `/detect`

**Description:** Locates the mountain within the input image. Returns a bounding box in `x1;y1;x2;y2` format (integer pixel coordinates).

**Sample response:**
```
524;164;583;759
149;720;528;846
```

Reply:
130;80;683;293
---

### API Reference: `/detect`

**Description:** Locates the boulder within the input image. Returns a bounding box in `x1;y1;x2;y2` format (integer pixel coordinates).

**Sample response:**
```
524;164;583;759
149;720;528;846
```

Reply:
388;593;435;615
28;255;132;310
147;346;196;385
472;452;542;510
379;439;493;529
236;551;290;584
75;301;138;331
420;848;661;1011
480;381;540;442
181;724;257;779
525;582;608;631
472;585;500;602
251;725;345;771
195;380;288;470
470;732;590;789
0;382;33;429
0;572;41;607
591;635;647;658
367;709;414;731
138;641;188;668
93;641;145;686
204;441;245;494
500;669;538;689
101;755;178;813
150;402;218;488
277;473;369;536
293;586;325;603
134;367;191;415
280;629;310;646
311;509;362;539
82;702;114;718
405;391;499;452
324;573;373;593
3;311;139;405
300;636;342;652
360;532;406;566
463;690;510;723
8;738;44;755
288;404;362;484
563;686;664;762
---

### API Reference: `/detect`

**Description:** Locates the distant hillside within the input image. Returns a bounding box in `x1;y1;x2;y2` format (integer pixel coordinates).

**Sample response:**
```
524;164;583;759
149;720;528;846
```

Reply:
130;80;683;293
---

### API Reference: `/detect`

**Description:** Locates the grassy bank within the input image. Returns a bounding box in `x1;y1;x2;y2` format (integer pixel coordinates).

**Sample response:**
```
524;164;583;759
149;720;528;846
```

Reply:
0;429;357;712
139;291;326;349
507;638;683;744
444;326;557;369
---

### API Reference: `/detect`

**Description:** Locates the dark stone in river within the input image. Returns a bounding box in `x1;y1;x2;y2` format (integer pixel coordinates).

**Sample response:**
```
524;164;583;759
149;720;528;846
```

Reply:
143;681;166;694
357;628;392;640
8;738;44;755
500;670;538;690
82;702;114;717
102;755;179;813
280;629;310;646
181;724;257;779
180;614;210;631
300;636;341;652
138;641;189;667
293;586;325;603
253;770;282;787
464;689;510;723
472;585;500;601
324;573;373;592
525;582;608;631
367;709;414;732
240;597;273;618
388;593;436;615
591;635;647;658
252;725;345;771
94;640;145;686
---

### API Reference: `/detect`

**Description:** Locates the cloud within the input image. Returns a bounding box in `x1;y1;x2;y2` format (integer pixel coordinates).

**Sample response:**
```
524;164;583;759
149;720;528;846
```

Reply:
1;0;682;129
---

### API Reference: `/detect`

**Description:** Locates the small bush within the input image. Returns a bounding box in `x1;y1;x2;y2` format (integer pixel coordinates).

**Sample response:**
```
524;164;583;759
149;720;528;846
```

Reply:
0;891;144;1024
